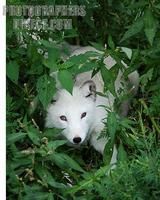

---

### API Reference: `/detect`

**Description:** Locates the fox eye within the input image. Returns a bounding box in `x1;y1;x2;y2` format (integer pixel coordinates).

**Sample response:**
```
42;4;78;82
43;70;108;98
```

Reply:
81;112;87;119
60;115;67;121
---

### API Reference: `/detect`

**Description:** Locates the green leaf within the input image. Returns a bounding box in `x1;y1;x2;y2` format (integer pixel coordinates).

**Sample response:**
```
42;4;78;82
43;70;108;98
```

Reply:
120;118;136;130
108;35;115;50
6;93;15;113
28;62;43;75
7;132;27;145
118;142;127;162
155;3;160;9
66;177;93;194
89;41;104;51
7;168;20;189
66;164;110;194
128;1;148;9
121;47;132;59
67;51;101;75
144;9;157;46
107;112;117;144
68;51;100;65
78;61;99;74
140;68;154;92
40;40;56;48
130;49;140;65
23;184;47;200
35;165;65;189
6;61;19;84
47;140;67;151
48;193;54;200
36;74;56;108
23;193;50;200
43;128;61;138
28;96;38;115
120;18;144;42
8;158;32;170
100;64;116;96
63;29;78;38
28;126;40;145
43;48;60;71
60;61;74;70
58;70;74;94
103;138;114;165
50;153;85;172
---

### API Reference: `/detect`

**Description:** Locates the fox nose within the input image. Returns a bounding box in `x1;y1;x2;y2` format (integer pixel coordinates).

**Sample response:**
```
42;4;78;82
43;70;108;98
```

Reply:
73;137;81;144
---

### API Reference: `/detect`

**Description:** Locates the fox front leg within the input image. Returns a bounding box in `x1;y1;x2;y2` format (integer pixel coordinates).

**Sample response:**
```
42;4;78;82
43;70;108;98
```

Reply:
90;133;117;167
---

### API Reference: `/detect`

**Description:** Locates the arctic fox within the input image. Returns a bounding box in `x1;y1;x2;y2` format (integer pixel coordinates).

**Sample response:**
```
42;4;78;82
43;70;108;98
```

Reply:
45;46;139;165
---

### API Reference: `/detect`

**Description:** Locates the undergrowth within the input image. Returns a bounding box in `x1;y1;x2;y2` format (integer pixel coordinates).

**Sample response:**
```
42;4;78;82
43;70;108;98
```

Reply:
6;0;160;199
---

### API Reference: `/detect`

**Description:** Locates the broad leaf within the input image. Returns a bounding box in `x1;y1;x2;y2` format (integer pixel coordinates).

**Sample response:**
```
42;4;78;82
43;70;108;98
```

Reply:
103;138;114;165
36;74;56;108
35;165;65;189
108;35;115;50
7;132;27;145
100;64;116;96
58;70;74;94
144;9;157;46
89;41;104;51
140;68;154;92
47;140;67;151
78;61;99;74
66;164;110;194
7;61;19;84
118;142;127;162
23;193;50;200
48;193;54;200
121;47;132;59
50;153;85;172
107;112;117;144
28;126;40;145
43;47;60;71
120;18;144;42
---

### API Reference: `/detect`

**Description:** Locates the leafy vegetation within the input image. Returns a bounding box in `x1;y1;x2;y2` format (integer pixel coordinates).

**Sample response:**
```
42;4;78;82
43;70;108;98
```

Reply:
6;0;160;199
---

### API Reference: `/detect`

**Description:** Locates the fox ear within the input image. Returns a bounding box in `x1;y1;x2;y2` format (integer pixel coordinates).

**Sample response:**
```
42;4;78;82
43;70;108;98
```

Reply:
80;80;96;101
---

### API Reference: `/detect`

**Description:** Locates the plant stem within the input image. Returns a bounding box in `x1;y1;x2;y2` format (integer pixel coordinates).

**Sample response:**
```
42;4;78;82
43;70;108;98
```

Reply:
140;99;160;135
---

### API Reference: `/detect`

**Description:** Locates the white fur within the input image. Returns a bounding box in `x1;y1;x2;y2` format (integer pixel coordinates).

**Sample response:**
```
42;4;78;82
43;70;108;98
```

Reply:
46;87;96;144
45;46;139;165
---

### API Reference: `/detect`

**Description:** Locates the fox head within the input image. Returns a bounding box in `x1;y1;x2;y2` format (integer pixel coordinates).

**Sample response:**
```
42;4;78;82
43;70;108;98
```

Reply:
45;80;96;145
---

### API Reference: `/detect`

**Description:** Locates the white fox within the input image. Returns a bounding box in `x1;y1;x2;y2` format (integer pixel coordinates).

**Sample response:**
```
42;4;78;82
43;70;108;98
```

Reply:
45;46;139;165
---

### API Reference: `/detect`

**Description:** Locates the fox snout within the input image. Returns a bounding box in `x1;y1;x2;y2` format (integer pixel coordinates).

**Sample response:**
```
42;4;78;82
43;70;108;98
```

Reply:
73;137;82;144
